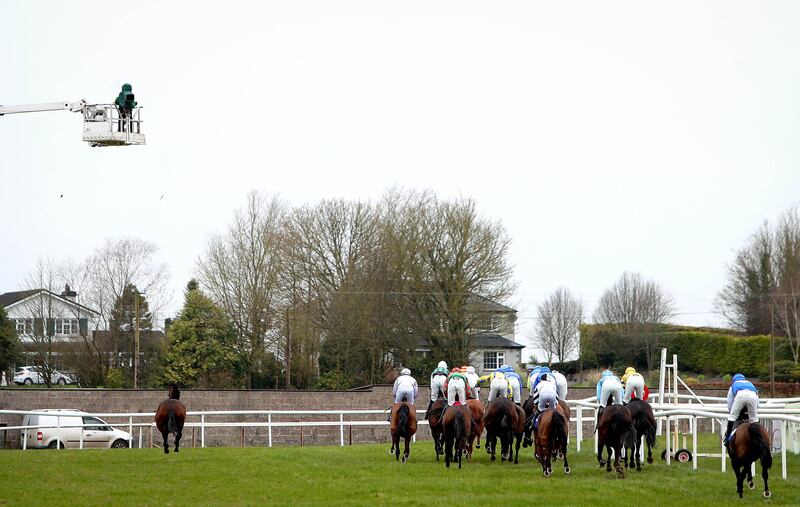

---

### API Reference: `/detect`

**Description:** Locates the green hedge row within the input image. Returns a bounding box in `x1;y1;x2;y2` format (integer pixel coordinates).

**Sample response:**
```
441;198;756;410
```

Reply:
579;324;796;378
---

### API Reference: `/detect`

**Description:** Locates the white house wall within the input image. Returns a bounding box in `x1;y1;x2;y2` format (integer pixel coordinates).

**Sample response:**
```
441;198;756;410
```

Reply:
6;292;102;342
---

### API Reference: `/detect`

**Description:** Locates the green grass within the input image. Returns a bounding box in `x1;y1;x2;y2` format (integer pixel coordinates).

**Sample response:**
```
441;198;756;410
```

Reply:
0;435;796;506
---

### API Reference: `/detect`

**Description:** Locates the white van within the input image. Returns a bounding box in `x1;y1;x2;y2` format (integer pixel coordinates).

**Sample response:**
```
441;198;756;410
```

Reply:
20;409;132;449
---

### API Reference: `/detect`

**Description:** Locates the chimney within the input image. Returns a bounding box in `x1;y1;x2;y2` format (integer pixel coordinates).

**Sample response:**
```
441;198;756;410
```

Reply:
61;284;77;300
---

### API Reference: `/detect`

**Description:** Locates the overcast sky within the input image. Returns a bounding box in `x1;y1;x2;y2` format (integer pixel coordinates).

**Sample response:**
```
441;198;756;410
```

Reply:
2;1;799;361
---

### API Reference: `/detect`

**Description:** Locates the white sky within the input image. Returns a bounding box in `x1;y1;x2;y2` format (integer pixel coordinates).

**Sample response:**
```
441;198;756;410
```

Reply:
2;1;799;361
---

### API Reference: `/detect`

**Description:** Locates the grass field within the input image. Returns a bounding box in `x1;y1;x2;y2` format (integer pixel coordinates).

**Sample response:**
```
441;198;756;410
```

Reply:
1;434;796;506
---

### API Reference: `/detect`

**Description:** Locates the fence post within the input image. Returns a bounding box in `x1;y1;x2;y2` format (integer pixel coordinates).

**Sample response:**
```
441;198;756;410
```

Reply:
268;413;272;448
339;413;344;447
138;427;142;449
593;409;598;454
128;416;133;448
80;421;84;449
692;416;697;470
665;417;671;465
576;406;582;453
721;423;726;472
201;415;205;448
57;415;61;450
781;420;787;480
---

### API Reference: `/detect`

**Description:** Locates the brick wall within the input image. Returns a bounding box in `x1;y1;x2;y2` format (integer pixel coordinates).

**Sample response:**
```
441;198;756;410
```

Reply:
0;386;728;449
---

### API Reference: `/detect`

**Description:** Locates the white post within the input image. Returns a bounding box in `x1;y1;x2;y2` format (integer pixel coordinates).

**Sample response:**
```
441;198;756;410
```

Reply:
57;415;61;450
128;416;133;448
576;406;582;453
138;427;142;449
672;354;679;405
79;422;84;449
665;417;671;465
692;416;697;470
22;428;27;450
657;348;667;435
339;413;344;447
268;413;272;448
201;415;205;448
721;422;726;472
781;420;787;480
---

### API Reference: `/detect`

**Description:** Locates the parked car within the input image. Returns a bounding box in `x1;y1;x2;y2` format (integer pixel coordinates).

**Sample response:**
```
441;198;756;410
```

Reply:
13;366;75;386
20;409;132;449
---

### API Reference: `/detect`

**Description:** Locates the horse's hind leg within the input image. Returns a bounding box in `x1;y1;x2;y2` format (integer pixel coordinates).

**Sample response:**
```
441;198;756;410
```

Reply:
402;436;410;463
761;459;771;498
562;445;571;474
746;463;755;489
174;430;182;453
514;435;521;464
734;464;745;498
161;430;170;454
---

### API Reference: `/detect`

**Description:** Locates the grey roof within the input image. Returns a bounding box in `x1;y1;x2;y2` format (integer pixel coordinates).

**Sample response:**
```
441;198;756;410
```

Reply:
467;294;516;313
0;289;100;316
471;333;525;349
0;290;40;308
416;333;525;351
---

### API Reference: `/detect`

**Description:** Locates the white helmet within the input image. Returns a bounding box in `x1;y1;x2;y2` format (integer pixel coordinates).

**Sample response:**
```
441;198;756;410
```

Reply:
466;366;476;374
401;368;411;376
437;361;448;369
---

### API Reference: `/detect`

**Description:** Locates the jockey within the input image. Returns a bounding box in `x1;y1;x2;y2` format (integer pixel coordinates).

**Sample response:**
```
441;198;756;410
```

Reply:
526;366;542;392
444;367;472;406
533;372;559;412
428;361;449;411
464;366;480;399
392;368;418;404
724;374;759;445
486;370;509;402
621;366;645;404
550;370;568;401
531;366;551;392
501;365;523;405
595;370;624;426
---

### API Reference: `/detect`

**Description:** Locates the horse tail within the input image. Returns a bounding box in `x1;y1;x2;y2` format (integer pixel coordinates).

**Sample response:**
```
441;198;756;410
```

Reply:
168;407;177;434
397;404;409;438
749;423;772;470
454;409;465;443
551;410;568;448
643;417;657;449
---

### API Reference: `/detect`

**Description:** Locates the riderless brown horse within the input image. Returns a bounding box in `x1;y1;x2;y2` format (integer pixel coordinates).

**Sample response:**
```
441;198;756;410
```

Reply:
727;417;772;498
597;404;636;477
534;408;570;477
442;404;472;469
484;397;518;462
425;397;446;460
155;384;186;454
465;398;484;460
624;398;657;471
389;401;418;463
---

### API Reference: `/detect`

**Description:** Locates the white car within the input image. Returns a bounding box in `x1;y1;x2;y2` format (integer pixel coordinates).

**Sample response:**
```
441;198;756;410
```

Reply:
21;409;132;449
13;366;75;386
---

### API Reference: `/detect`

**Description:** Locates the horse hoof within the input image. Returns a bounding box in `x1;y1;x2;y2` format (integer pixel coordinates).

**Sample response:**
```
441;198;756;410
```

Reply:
491;455;496;461
564;467;571;474
402;455;408;463
389;447;394;455
164;449;169;454
557;452;564;459
543;470;551;478
748;481;755;490
174;448;179;453
476;443;480;449
647;457;654;464
764;491;771;499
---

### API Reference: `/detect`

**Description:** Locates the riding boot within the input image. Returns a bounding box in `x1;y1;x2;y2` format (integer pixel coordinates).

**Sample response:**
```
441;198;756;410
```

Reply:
594;406;604;433
723;420;734;445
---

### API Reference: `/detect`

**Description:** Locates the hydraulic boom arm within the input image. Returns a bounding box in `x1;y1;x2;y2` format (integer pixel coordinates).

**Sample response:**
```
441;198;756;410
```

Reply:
0;100;86;116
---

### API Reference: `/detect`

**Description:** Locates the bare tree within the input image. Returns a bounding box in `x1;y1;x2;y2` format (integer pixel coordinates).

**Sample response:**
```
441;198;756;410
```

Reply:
197;191;287;387
770;206;800;363
16;259;61;387
593;271;675;370
535;287;583;364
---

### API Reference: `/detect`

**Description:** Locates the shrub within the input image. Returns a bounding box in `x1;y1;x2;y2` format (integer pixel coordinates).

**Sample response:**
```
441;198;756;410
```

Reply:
315;370;351;390
722;373;732;383
105;368;124;388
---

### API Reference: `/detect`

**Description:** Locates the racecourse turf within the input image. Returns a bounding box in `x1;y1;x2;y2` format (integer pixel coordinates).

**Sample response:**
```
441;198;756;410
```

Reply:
0;434;797;506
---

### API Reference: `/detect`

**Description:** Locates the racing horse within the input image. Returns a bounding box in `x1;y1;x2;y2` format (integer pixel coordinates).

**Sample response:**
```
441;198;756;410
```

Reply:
442;403;472;469
624;398;657;471
465;398;485;460
425;397;446;460
483;397;518;462
389;401;418;462
523;397;570;455
510;403;527;464
534;408;570;477
727;416;772;498
597;404;636;477
155;384;186;454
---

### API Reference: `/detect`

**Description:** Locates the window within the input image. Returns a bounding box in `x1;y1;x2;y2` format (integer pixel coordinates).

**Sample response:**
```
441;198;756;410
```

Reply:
15;319;33;335
55;318;80;335
483;351;505;370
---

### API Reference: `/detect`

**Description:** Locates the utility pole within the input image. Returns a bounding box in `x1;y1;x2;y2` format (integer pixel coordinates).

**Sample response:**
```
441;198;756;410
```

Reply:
285;307;291;388
770;304;775;397
134;293;140;390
